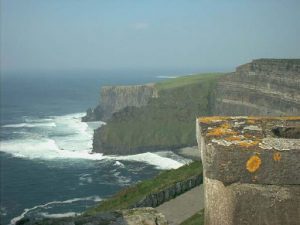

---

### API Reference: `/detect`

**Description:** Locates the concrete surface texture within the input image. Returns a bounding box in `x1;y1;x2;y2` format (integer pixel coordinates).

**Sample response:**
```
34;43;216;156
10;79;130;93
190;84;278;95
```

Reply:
197;116;300;225
156;185;204;225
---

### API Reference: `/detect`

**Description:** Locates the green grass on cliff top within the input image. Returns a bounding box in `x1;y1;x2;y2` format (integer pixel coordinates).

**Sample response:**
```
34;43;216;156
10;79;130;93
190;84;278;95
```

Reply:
85;161;202;215
156;73;223;90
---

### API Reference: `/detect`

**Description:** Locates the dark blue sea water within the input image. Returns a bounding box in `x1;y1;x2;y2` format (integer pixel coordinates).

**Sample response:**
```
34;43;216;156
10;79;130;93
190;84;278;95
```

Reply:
0;71;191;225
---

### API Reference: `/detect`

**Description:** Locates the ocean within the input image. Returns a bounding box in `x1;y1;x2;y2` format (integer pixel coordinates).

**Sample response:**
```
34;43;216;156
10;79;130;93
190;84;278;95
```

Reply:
0;71;192;225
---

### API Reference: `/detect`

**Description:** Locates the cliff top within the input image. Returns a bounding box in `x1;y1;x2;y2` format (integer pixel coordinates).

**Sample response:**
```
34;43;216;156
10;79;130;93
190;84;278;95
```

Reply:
197;116;300;185
236;58;300;72
253;58;300;64
102;83;155;89
156;73;223;90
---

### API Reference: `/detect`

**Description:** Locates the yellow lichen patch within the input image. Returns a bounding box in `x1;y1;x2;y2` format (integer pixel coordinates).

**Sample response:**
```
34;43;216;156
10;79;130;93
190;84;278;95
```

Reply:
247;119;256;124
225;136;243;141
198;116;228;124
220;123;230;129
273;152;281;161
244;134;254;139
246;155;262;173
238;140;259;148
207;123;237;137
247;116;300;121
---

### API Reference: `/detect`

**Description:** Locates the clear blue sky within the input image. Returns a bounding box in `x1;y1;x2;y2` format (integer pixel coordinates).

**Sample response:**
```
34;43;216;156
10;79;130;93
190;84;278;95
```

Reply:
1;0;300;73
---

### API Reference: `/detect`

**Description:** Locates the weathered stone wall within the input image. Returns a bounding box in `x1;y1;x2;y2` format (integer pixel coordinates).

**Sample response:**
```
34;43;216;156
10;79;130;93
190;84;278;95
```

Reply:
132;174;202;208
197;116;300;225
82;84;158;122
215;59;300;116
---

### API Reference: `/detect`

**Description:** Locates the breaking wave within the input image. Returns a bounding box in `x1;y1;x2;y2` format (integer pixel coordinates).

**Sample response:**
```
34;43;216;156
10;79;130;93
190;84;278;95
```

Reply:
1;112;190;169
2;122;56;128
10;196;102;225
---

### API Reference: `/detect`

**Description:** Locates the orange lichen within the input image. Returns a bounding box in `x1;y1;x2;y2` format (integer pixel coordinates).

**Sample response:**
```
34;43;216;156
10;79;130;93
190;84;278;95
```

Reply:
247;119;256;124
244;134;254;139
226;136;243;141
246;155;262;173
200;116;300;125
238;141;259;148
273;152;282;161
198;116;228;124
207;123;237;137
220;123;230;129
247;116;300;121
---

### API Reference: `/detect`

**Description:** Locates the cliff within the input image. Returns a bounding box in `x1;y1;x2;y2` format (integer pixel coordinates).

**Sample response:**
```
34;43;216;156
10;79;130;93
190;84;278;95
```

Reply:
82;84;158;122
92;74;222;155
214;59;300;116
87;58;300;155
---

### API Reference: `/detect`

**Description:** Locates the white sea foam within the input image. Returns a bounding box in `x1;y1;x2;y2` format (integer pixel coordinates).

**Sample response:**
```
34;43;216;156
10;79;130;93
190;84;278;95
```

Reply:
24;118;54;123
1;113;189;170
114;161;125;168
0;113;106;160
0;206;7;216
113;152;185;170
39;212;77;218
156;75;178;79
0;138;106;160
10;196;102;225
50;113;102;152
2;122;56;128
79;174;93;184
154;151;192;165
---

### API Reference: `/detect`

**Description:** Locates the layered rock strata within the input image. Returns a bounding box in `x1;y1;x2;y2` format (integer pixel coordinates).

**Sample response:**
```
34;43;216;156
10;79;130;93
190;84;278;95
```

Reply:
86;58;300;155
215;59;300;116
82;84;158;122
197;116;300;225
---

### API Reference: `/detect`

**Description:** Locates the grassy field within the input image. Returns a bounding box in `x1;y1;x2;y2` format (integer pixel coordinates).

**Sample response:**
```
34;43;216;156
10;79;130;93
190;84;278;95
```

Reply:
156;73;222;90
85;161;202;215
180;210;204;225
97;73;224;153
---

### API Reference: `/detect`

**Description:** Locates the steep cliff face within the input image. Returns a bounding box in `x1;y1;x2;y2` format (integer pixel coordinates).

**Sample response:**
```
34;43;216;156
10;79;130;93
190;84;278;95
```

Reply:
82;84;158;122
92;74;222;155
214;59;300;116
100;84;158;121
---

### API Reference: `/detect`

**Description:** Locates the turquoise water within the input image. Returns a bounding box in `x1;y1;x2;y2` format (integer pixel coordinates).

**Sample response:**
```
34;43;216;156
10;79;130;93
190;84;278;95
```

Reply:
0;71;191;225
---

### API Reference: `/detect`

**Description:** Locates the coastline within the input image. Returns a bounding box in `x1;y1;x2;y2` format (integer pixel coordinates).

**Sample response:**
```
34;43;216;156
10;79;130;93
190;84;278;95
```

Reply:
173;146;201;161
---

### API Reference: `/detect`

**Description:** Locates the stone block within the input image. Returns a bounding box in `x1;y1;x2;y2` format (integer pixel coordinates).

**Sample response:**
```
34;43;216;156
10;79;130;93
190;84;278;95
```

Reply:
197;116;300;225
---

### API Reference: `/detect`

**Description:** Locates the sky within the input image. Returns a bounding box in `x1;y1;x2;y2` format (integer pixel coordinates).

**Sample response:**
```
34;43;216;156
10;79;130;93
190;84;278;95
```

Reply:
1;0;300;74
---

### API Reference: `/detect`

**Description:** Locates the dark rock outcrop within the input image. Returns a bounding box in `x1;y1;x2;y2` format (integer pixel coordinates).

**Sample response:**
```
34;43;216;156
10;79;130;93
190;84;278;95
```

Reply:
82;105;104;122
